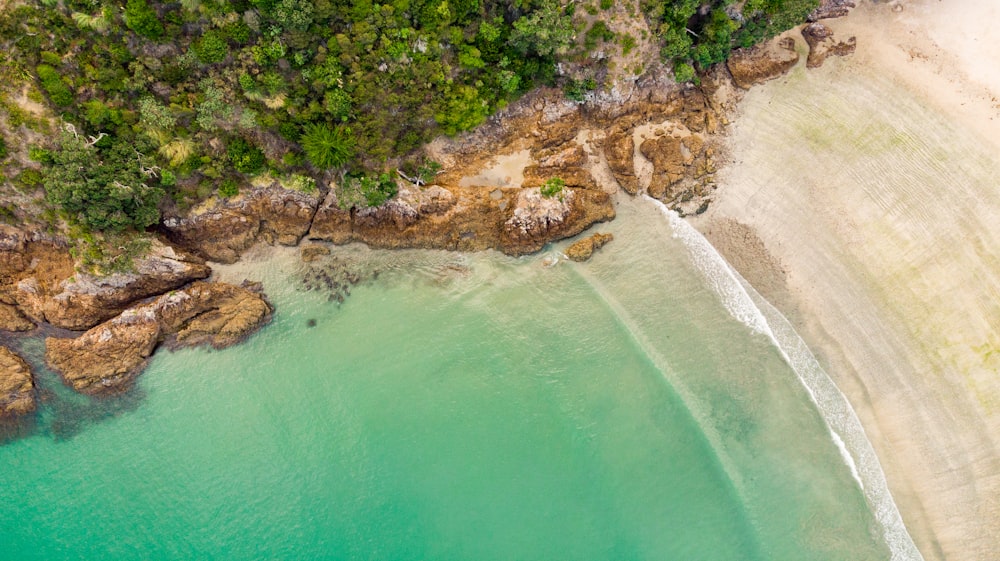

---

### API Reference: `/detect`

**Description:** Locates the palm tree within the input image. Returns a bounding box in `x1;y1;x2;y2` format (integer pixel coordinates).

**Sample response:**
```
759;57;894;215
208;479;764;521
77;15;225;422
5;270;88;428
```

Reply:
300;123;355;169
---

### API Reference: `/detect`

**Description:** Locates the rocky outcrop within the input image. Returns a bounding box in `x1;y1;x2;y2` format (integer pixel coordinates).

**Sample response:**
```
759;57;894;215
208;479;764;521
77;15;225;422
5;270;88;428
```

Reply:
156;281;273;350
0;229;210;331
309;183;615;256
603;126;639;195
14;240;211;331
46;281;272;394
802;23;857;68
640;130;715;206
0;299;34;332
46;306;161;394
565;232;614;262
727;37;800;89
807;0;855;22
163;185;321;263
522;144;596;190
0;347;35;417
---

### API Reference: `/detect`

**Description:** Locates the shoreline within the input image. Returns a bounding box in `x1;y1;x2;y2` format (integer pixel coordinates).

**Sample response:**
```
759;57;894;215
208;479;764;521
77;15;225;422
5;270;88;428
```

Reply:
2;2;995;558
696;1;1000;559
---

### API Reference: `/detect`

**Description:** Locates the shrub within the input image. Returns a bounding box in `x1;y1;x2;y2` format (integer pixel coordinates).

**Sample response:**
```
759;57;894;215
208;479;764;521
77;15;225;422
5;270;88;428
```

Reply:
284;173;316;193
673;62;696;83
227;138;266;175
15;169;44;190
219;178;239;198
323;89;353;122
359;173;397;207
435;85;490;136
28;146;53;164
620;34;637;56
39;51;62;65
194;30;228;64
585;21;615;51
0;136;6;160
300;123;354;169
138;96;176;131
83;99;112;128
160;169;176;187
36;64;73;106
541;177;565;198
124;0;164;39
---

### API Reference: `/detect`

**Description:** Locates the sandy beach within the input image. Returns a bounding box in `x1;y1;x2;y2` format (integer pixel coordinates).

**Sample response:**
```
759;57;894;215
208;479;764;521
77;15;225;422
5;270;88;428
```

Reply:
696;1;1000;559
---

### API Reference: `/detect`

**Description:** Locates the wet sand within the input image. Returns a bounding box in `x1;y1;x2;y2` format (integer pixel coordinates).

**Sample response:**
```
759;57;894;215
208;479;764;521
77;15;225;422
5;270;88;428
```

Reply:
696;1;1000;559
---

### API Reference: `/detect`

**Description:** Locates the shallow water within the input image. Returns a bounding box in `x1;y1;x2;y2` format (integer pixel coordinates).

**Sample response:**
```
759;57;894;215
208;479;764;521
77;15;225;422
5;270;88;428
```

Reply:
0;198;895;560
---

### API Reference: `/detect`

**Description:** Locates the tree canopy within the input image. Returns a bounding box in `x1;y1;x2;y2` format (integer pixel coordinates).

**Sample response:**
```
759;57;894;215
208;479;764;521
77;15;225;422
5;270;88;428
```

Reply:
43;131;164;232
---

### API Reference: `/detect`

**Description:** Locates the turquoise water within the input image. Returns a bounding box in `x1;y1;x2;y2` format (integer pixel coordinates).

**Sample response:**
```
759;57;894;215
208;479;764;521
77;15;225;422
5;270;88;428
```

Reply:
0;198;892;560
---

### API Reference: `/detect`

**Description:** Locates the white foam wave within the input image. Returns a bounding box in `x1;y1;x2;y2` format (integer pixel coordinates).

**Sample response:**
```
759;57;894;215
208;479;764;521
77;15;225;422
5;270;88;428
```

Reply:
645;195;924;561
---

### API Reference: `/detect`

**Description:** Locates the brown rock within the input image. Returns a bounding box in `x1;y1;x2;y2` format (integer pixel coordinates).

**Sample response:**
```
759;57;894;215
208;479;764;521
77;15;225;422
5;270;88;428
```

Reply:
163;186;321;263
46;281;273;394
565;232;614;262
500;188;615;255
46;308;161;394
727;37;800;89
15;240;211;331
523;145;595;190
802;23;857;68
604;126;638;194
0;299;33;332
310;182;615;257
0;347;34;417
307;190;354;245
416;185;456;215
159;282;273;350
641;134;708;200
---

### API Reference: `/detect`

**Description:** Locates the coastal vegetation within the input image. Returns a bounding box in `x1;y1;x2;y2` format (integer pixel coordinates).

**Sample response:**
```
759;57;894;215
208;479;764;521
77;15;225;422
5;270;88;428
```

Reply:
0;0;819;254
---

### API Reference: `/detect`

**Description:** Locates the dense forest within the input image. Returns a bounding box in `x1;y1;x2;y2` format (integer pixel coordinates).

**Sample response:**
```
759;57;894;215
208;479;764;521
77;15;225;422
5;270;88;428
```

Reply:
0;0;817;253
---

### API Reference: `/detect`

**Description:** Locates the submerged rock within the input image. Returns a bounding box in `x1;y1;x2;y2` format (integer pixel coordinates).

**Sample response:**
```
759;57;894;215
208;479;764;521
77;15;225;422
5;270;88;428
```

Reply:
46;281;272;395
0;347;35;417
802;23;857;68
727;37;800;89
565;233;614;262
300;243;331;263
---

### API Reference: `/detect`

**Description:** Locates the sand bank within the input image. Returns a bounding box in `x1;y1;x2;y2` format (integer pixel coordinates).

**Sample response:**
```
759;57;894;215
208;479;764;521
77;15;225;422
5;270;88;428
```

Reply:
696;1;1000;559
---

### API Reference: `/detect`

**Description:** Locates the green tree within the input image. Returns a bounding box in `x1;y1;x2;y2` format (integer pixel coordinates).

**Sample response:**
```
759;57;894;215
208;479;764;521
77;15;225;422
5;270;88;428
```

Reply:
509;0;575;58
43;132;164;232
300;123;354;169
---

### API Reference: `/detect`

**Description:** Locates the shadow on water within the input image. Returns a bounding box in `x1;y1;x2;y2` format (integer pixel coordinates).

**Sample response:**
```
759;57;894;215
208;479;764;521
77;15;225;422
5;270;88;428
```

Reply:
0;329;147;446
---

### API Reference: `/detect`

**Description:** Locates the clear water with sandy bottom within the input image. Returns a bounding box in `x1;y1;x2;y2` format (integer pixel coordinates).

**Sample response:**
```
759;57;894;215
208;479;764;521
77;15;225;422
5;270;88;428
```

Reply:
0;198;895;560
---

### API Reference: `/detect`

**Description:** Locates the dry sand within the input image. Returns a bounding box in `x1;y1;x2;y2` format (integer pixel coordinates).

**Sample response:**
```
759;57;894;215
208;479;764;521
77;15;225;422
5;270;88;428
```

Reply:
695;1;1000;559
